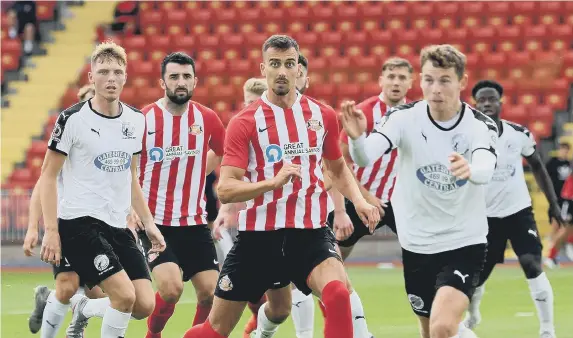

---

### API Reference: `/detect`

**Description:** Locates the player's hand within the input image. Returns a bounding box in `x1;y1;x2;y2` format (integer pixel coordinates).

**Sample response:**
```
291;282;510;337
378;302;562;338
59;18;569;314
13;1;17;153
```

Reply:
128;209;144;231
549;203;566;227
333;210;354;241
23;227;39;257
40;229;61;266
272;163;302;188
365;193;386;218
449;152;471;180
339;100;367;140
212;209;237;240
353;199;380;233
144;224;166;254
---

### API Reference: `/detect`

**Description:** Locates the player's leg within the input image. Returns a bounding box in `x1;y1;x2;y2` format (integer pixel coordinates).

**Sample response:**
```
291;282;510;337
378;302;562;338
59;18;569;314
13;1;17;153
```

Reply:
510;208;555;337
65;278;107;335
183;231;281;337
60;218;137;338
289;228;352;338
464;217;506;329
139;227;183;336
291;284;315;338
253;286;292;338
185;226;220;326
430;244;486;338
38;270;80;338
84;285;106;299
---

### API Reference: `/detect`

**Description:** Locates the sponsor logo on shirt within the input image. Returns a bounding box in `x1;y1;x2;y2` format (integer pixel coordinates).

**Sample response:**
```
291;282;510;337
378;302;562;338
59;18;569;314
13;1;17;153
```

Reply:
148;146;200;162
492;164;516;181
265;143;320;163
94;151;131;172
416;163;468;192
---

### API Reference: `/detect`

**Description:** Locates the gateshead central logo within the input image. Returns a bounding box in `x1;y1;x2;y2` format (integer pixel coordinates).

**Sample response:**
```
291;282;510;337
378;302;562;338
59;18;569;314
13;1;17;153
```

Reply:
94;151;131;172
416;163;467;192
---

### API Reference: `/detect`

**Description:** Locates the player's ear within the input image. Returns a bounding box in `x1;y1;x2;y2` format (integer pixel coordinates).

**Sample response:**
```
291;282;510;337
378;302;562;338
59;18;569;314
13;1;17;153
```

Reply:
260;62;266;77
159;78;166;90
88;71;94;84
193;77;198;90
460;73;468;91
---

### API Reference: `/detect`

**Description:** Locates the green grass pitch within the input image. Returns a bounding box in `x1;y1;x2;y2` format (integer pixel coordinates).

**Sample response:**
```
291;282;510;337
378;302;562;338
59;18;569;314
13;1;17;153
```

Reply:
2;266;572;337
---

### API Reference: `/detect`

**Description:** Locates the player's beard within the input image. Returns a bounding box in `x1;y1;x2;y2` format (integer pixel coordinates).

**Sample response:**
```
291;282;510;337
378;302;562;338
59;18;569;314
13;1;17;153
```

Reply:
166;88;192;105
296;86;306;95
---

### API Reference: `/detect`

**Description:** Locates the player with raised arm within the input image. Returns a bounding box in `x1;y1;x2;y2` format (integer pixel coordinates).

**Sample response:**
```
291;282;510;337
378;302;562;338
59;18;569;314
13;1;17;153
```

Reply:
38;41;166;338
24;85;108;338
327;57;413;337
135;52;225;338
183;34;379;338
341;44;496;338
463;80;562;338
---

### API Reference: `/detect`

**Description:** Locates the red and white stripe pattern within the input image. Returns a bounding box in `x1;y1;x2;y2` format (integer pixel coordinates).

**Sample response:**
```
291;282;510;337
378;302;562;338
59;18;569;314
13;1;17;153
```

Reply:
223;93;341;231
340;95;401;202
139;100;224;226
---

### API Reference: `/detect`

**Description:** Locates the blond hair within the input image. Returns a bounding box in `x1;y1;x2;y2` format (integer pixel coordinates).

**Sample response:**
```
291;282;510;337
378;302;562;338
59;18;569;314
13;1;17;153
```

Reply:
382;57;413;74
243;78;268;96
420;44;466;79
91;40;127;66
77;84;95;101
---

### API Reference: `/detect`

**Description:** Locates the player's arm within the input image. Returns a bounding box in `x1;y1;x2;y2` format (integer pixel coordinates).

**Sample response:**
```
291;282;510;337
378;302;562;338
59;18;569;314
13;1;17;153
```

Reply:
205;150;222;175
523;133;564;225
130;154;166;253
340;101;396;167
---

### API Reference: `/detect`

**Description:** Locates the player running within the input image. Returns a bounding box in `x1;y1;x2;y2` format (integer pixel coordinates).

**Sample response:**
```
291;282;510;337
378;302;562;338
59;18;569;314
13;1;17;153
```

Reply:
135;52;226;337
24;84;108;338
183;34;379;338
463;80;563;338
327;57;413;337
341;44;495;338
38;41;166;338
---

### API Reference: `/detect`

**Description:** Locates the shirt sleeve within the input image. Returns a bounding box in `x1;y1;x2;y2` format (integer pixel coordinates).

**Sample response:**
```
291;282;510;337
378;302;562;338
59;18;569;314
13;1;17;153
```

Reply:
322;107;343;160
471;117;498;157
134;113;145;155
221;116;252;170
519;126;537;157
47;112;75;156
373;109;403;150
208;110;226;156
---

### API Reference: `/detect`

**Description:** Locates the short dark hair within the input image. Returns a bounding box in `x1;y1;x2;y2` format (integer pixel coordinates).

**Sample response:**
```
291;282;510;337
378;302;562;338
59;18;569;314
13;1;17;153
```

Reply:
161;52;196;78
298;53;308;71
420;44;466;80
382;57;413;74
262;35;300;54
472;80;504;99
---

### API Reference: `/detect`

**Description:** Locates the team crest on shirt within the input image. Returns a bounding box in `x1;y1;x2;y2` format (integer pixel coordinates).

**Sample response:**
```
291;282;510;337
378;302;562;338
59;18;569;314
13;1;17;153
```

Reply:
416;163;468;192
408;294;424;311
122;121;136;139
189;124;203;135
51;124;62;142
218;275;233;291
94;254;110;272
451;134;469;155
306;119;323;131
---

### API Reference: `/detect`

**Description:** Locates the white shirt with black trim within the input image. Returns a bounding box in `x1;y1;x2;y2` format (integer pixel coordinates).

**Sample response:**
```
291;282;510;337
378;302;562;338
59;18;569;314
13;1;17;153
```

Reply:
48;99;145;228
486;120;536;218
368;101;498;254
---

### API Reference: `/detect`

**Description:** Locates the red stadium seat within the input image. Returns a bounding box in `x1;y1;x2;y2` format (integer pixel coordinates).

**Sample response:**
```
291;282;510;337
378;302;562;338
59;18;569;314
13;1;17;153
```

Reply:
330;72;350;85
411;18;430;31
203;60;227;75
503;105;529;125
211;85;237;100
435;2;459;19
245;32;268;49
539;14;558;26
512;14;533;27
335;83;361;101
524;25;548;40
36;2;56;21
213;8;238;24
461;2;485;16
512;2;537;17
296;32;319;48
497;25;522;41
370;45;388;58
262;22;282;34
336;5;359;21
488;2;511;15
320;31;342;45
546;94;566;110
437;17;455;30
384;2;409;21
238;7;261;22
311;84;335;98
487;16;507;28
342;31;367;46
120;87;137;106
529;121;552;140
186;8;212;25
362;82;380;98
358;2;384;21
354;72;374;84
530;105;554;121
310;5;334;22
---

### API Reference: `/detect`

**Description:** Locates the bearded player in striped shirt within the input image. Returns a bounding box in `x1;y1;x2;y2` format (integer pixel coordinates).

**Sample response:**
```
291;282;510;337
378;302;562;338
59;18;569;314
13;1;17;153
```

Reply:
183;35;379;338
136;52;226;338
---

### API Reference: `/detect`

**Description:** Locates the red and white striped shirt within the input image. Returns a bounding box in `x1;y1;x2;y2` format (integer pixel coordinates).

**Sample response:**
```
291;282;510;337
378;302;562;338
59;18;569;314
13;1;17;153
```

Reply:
222;92;342;231
139;99;225;226
340;95;404;203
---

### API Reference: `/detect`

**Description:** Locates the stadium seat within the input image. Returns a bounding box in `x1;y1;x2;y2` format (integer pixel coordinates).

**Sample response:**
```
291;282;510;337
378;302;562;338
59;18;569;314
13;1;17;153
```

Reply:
503;104;529;125
358;2;384;21
342;31;367;46
435;2;459;18
529;120;552;140
36;1;56;21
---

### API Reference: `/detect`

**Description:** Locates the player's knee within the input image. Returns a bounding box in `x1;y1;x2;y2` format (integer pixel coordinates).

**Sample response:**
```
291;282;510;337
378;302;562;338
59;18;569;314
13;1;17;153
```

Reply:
518;253;543;279
55;274;79;302
266;302;291;324
159;280;184;304
131;294;155;320
110;284;136;312
322;280;350;307
429;319;457;338
196;289;214;307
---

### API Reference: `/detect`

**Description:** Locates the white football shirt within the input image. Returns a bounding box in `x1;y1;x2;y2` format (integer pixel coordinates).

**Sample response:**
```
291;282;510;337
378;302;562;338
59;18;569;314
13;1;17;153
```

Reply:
371;101;498;254
486;120;536;218
48;99;145;228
